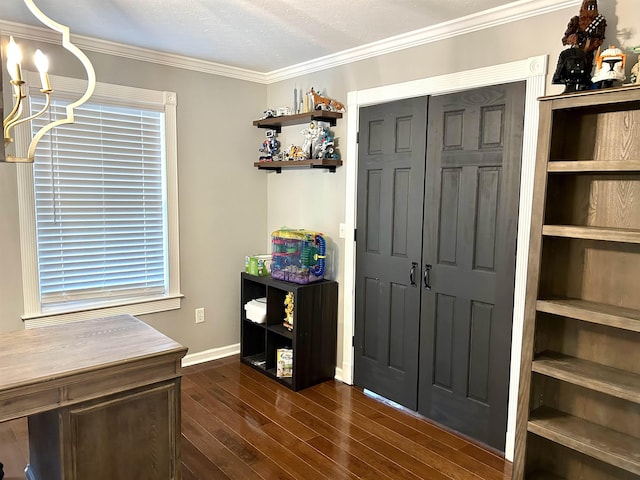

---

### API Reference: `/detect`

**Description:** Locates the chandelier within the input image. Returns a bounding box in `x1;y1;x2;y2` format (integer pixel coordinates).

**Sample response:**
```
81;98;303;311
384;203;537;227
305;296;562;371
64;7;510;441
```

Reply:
2;0;96;163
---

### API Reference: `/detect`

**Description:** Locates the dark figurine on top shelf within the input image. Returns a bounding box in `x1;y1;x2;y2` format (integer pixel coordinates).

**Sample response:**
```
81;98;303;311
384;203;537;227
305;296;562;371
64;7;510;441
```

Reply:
552;0;606;93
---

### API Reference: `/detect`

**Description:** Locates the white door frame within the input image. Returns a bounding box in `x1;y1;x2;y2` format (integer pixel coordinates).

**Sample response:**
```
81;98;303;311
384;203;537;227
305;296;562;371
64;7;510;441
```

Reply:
340;55;548;460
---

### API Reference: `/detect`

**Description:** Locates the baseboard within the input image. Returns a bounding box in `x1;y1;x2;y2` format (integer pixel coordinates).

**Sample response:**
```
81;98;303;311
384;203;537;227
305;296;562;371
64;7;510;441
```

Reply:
181;343;240;367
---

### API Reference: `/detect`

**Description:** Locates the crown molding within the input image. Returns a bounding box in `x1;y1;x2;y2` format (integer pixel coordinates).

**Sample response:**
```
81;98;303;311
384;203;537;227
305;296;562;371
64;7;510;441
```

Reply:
265;0;579;82
1;0;579;85
0;19;269;84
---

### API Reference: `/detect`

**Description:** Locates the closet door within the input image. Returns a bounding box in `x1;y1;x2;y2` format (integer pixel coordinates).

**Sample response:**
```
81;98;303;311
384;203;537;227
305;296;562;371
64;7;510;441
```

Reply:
353;96;428;410
418;83;525;450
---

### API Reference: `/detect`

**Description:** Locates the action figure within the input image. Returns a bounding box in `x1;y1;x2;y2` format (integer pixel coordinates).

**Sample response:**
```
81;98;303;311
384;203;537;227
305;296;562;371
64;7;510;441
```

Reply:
553;0;606;92
631;57;640;84
591;45;626;88
562;0;606;67
258;129;279;161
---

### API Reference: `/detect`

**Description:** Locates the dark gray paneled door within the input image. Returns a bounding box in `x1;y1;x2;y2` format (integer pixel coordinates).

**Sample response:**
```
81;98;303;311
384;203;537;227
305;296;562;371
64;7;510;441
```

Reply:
418;83;525;450
353;83;525;451
353;96;428;410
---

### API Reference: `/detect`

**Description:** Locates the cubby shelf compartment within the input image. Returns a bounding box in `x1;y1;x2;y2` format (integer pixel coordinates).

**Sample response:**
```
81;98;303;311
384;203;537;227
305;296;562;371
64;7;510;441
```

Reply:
253;158;342;173
528;406;640;475
532;351;640;404
253;111;342;132
542;225;640;244
536;298;640;332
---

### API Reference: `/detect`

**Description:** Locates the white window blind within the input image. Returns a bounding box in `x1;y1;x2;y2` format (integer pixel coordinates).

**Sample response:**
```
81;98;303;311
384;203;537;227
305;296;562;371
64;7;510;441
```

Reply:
30;97;168;307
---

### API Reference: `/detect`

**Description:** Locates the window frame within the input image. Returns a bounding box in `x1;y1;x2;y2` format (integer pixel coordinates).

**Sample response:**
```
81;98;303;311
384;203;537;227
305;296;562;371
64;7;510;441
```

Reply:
16;71;182;328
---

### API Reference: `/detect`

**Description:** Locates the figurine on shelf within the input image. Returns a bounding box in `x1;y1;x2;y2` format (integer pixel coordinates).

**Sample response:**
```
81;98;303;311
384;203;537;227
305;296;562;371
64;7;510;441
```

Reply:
552;48;593;92
591;45;626;88
631;56;640;84
562;0;606;67
281;144;306;162
552;0;606;93
301;121;323;158
309;88;345;112
317;128;340;160
258;129;279;162
283;291;294;331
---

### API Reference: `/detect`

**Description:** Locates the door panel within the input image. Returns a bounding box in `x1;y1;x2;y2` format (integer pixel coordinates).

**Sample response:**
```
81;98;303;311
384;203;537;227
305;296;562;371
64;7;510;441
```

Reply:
354;97;428;410
419;83;525;451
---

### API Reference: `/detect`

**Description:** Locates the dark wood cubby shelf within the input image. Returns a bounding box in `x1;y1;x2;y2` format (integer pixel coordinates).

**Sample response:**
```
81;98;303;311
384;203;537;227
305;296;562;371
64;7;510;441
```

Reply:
240;272;338;391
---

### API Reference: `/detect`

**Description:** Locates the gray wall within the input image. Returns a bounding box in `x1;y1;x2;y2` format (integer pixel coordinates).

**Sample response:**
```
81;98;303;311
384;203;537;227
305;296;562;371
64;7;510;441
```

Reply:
0;37;268;357
1;0;639;369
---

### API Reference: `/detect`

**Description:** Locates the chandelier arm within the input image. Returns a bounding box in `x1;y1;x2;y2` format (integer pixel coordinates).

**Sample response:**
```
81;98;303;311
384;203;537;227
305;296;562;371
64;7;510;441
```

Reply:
3;85;25;129
5;93;51;141
6;0;97;162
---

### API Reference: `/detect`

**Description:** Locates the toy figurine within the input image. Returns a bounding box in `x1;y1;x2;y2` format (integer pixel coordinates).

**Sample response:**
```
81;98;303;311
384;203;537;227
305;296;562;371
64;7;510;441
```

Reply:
283;292;294;331
317;128;340;160
309;88;345;112
562;0;606;68
631;56;640;84
258;129;279;161
301;121;323;158
552;48;593;92
553;0;606;93
591;45;626;88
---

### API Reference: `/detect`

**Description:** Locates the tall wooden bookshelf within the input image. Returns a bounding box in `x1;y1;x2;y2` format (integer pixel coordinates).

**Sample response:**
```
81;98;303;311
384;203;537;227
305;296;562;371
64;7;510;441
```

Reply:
514;85;640;480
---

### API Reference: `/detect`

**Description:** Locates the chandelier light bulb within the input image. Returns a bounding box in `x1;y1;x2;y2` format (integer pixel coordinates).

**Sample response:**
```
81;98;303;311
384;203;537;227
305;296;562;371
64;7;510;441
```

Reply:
6;36;23;82
34;49;51;91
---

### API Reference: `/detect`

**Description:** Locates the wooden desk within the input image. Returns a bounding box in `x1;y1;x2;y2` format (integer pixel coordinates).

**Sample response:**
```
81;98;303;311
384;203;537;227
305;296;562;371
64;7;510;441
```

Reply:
0;315;187;480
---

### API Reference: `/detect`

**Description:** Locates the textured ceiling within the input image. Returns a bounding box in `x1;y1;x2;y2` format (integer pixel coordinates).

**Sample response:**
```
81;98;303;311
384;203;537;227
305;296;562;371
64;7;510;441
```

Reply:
2;0;524;72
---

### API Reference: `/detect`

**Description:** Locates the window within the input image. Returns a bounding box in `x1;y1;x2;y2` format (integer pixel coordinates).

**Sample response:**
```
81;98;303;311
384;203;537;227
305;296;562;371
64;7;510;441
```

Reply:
17;73;181;327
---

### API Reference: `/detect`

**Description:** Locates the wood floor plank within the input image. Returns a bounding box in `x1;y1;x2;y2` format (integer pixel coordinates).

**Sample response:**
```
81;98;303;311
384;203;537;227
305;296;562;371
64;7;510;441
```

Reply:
306;434;395;480
261;421;359;480
332;402;488;480
181;408;264;480
363;434;452;480
216;378;318;441
181;437;230;479
184;380;325;480
0;357;512;480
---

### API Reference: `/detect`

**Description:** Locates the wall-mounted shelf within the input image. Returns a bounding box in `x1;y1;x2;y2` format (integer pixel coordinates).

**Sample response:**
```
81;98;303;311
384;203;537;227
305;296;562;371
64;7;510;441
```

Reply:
253;158;342;173
253;111;343;133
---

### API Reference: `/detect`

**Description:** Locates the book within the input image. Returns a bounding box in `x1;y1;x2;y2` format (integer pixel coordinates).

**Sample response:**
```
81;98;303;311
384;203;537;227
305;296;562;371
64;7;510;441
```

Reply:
276;348;293;378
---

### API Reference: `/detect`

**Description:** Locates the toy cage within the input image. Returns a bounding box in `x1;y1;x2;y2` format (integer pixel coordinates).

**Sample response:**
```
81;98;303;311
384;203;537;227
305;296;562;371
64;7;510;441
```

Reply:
271;229;326;284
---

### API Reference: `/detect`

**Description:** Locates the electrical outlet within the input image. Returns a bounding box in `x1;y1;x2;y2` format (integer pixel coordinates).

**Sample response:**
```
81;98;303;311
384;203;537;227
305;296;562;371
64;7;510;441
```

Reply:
195;307;205;324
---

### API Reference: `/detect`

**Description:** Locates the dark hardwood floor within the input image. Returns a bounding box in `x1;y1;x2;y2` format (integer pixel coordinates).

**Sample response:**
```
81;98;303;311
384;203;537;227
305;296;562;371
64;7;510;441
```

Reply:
0;355;512;479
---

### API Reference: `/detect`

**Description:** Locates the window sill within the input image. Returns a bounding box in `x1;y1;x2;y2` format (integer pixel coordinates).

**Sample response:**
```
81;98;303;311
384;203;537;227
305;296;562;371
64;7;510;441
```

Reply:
22;294;184;329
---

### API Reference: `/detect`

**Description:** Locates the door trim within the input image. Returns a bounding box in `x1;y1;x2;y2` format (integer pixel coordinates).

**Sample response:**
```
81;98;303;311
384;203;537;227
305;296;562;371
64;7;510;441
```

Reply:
341;55;547;461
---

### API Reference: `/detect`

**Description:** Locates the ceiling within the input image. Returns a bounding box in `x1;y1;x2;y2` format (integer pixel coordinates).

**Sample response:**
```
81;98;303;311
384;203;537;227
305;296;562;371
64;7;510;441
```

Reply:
0;0;525;73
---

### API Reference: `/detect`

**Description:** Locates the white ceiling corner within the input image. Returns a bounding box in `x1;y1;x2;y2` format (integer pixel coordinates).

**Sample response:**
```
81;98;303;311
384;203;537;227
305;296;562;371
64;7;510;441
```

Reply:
0;0;580;84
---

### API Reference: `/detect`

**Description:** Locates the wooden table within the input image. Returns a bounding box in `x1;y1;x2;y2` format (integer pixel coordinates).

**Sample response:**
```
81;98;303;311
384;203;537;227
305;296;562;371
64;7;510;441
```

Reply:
0;315;187;480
